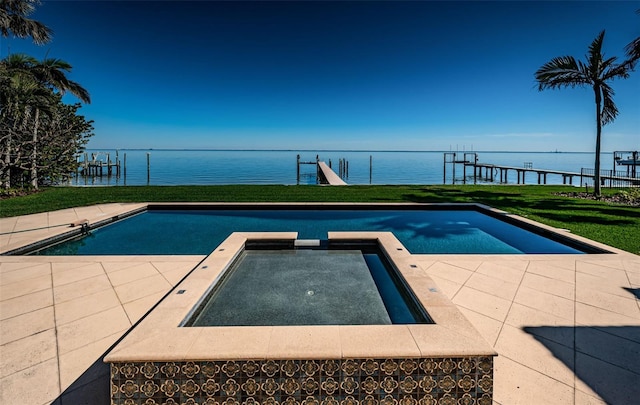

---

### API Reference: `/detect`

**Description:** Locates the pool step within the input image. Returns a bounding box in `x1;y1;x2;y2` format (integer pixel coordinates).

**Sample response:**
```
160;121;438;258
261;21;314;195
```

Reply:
295;239;321;247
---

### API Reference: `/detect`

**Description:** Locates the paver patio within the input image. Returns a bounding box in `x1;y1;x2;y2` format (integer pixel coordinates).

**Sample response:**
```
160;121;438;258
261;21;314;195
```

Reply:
0;204;638;404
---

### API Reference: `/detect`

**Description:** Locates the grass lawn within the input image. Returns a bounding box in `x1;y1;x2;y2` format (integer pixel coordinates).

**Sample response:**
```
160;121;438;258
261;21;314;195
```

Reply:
1;185;638;254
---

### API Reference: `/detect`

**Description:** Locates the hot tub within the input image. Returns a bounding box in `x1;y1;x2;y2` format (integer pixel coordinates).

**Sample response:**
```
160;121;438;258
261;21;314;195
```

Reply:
105;232;496;405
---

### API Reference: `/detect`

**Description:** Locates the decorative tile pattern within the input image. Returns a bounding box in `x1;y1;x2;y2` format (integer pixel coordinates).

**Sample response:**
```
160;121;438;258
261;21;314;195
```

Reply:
110;357;493;405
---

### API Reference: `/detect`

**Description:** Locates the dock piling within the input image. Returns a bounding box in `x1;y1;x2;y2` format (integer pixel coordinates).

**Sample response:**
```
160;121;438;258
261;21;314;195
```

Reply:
297;154;323;184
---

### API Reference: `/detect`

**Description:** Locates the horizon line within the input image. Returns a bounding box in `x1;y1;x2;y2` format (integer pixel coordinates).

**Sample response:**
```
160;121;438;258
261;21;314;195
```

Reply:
81;148;620;154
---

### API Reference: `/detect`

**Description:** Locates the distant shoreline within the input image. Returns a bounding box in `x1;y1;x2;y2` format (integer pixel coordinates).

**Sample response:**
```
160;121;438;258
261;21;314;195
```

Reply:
82;148;600;154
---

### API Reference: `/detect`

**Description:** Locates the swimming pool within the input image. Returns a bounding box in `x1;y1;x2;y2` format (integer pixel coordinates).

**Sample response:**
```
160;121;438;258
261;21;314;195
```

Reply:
33;205;596;255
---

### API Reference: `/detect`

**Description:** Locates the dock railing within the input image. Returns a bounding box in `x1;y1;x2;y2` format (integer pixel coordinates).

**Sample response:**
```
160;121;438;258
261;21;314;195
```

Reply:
580;168;640;188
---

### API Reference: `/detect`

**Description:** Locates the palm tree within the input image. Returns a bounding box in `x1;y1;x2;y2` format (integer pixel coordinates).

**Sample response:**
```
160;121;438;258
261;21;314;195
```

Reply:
0;0;52;45
1;53;90;102
535;30;631;197
1;53;90;188
30;57;91;103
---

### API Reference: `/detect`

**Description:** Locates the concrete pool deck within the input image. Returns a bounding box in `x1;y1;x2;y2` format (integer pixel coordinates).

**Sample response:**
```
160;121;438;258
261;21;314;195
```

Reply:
0;203;639;404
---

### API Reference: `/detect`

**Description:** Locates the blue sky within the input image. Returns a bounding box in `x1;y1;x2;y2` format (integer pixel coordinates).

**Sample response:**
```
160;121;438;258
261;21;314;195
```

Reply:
2;0;639;151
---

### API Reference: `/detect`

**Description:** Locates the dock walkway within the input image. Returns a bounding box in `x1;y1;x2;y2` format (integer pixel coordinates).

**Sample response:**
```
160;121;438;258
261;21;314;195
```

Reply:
473;163;584;185
473;163;640;186
317;161;347;185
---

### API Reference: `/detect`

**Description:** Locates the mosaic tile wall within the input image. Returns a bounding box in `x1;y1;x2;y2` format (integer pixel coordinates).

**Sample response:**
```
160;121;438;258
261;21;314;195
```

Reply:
110;357;493;405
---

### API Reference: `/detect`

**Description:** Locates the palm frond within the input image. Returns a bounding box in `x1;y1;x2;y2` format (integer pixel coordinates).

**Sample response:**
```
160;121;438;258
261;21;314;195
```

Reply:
624;37;640;68
601;61;631;82
625;9;640;66
64;79;91;104
7;14;52;44
0;0;52;44
0;8;9;36
599;83;619;125
587;31;606;75
4;0;38;15
2;53;38;68
535;56;590;90
1;72;54;117
576;60;591;77
39;57;73;71
599;55;618;72
1;53;36;86
2;53;90;104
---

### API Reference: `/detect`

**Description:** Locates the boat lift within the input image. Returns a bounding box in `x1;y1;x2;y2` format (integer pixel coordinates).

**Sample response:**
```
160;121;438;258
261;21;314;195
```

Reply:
614;151;639;179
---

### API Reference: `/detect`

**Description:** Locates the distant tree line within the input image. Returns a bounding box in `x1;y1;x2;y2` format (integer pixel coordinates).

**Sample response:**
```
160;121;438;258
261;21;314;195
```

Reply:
1;0;92;190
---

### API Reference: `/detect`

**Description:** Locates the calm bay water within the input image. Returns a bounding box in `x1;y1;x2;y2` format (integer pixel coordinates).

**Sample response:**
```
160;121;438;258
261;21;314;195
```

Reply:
67;150;616;186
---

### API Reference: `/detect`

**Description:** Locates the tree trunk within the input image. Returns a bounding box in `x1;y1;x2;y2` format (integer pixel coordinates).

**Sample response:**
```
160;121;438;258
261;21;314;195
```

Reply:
30;108;40;189
593;85;602;197
1;136;11;190
1;109;20;190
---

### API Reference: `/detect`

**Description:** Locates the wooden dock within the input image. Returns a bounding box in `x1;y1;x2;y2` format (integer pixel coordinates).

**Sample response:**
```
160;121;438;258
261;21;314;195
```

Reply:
472;163;583;185
297;154;349;185
444;152;640;187
77;152;121;177
469;163;639;186
81;161;120;177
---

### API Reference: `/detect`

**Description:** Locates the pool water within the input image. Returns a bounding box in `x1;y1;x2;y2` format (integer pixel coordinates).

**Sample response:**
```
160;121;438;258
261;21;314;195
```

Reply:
187;247;428;326
35;209;586;255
